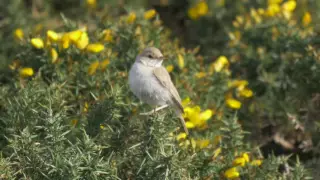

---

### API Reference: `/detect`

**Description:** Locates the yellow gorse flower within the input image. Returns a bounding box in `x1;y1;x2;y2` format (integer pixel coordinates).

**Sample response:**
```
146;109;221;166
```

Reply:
188;7;199;20
102;29;113;42
195;139;210;149
181;97;191;107
14;28;24;41
88;61;100;75
127;12;137;24
214;56;229;72
195;71;206;79
233;157;246;166
31;38;44;49
47;30;59;42
144;9;157;20
282;0;296;12
60;34;70;49
176;132;187;141
228;79;253;98
9;60;20;70
183;106;213;129
251;159;263;166
100;59;110;71
250;8;262;24
177;54;185;69
224;167;240;179
188;1;209;20
266;4;280;17
226;98;242;109
86;0;96;9
68;30;82;43
228;80;248;89
302;12;312;27
57;29;89;50
212;147;221;159
50;48;58;64
75;31;89;50
71;119;78;127
196;1;209;16
228;31;241;46
83;101;89;113
166;65;174;73
233;153;250;167
86;43;105;53
19;67;34;78
185;121;195;129
239;88;253;98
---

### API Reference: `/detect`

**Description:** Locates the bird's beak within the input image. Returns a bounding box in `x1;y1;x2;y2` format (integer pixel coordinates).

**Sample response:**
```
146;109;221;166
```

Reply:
158;56;165;60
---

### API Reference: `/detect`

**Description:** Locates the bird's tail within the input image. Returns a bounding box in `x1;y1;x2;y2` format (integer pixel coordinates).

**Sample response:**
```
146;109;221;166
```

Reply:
178;113;189;135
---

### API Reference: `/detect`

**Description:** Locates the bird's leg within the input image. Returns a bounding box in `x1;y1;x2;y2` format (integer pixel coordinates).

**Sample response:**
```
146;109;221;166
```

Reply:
139;104;169;116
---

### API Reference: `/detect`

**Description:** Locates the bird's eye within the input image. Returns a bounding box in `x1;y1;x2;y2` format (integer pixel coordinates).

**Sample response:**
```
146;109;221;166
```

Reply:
148;55;153;58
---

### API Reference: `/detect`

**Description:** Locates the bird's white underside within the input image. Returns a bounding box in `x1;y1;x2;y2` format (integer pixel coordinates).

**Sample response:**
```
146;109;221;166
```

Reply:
129;61;172;107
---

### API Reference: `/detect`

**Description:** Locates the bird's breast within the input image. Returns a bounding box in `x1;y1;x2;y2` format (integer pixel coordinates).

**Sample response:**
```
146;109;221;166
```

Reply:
129;63;171;106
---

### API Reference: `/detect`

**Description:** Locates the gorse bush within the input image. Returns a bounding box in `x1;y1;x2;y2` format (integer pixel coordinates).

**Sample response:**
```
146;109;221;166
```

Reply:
0;0;318;179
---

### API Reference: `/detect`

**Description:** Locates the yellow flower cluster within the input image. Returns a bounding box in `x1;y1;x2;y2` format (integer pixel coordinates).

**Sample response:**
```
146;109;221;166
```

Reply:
302;12;312;27
173;97;217;150
226;98;242;109
127;12;137;24
176;132;221;151
14;28;24;42
189;55;231;77
178;136;211;149
188;1;209;20
86;0;96;9
210;56;229;74
12;26;113;78
183;106;213;129
46;28;108;52
88;59;110;75
224;167;239;179
19;67;34;78
224;79;253;110
179;97;214;130
224;153;263;179
11;57;34;79
101;29;113;42
144;9;157;20
176;54;251;111
231;0;308;39
31;38;44;49
166;65;174;73
177;54;185;69
228;79;253;98
50;48;58;64
267;0;296;19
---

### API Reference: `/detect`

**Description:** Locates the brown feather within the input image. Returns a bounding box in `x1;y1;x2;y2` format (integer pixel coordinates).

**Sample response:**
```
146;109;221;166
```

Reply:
153;67;184;112
153;67;188;135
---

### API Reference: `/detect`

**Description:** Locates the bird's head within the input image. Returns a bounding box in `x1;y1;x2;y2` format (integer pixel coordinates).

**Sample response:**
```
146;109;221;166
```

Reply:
136;47;164;67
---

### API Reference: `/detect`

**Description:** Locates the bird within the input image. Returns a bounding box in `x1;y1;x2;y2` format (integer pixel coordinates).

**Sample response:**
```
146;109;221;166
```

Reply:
128;47;189;135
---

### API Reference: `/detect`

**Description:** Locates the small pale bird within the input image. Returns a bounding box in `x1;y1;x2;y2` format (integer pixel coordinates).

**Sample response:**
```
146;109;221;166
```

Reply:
129;47;189;135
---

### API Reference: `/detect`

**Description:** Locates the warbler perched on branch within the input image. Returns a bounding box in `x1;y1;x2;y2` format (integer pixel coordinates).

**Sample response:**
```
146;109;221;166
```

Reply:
129;47;188;135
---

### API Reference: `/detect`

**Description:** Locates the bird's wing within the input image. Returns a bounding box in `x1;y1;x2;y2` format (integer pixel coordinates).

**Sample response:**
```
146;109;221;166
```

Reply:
153;66;184;113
